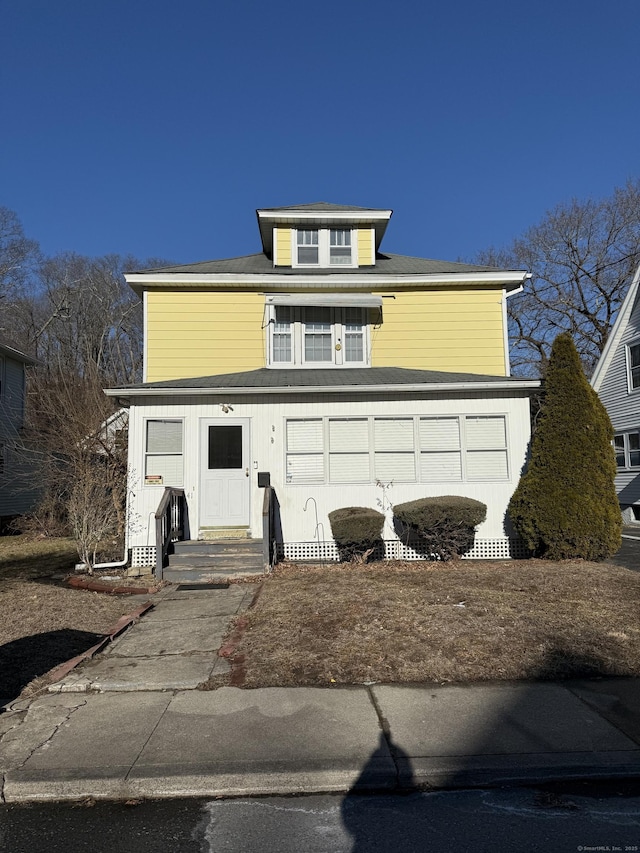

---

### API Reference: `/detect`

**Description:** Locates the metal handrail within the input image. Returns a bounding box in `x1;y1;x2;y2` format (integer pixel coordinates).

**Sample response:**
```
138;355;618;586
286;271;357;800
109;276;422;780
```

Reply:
154;487;185;579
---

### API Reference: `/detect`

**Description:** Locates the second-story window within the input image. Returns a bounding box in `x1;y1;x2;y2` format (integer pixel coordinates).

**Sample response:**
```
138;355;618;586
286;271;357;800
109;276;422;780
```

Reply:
269;305;369;367
628;342;640;390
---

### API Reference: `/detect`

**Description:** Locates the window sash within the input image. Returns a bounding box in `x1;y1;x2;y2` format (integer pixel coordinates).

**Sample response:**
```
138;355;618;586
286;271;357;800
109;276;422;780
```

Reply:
616;431;640;468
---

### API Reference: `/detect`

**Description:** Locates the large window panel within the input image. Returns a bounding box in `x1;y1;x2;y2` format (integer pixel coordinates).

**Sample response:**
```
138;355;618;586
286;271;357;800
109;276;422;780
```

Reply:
419;418;462;482
329;419;369;482
297;229;319;264
286;419;324;483
465;416;508;481
374;418;415;481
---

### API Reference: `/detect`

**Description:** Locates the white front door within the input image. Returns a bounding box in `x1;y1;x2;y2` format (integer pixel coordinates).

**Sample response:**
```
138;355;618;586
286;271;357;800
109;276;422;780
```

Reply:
200;419;250;528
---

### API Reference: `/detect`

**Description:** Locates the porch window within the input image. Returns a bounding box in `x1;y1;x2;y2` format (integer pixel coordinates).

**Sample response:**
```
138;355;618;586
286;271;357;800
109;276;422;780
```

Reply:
284;414;509;485
374;418;416;481
145;419;183;485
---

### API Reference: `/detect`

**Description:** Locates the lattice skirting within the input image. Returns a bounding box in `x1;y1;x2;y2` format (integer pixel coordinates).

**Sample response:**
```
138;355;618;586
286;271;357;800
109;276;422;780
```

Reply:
279;538;529;562
131;545;156;568
132;538;528;569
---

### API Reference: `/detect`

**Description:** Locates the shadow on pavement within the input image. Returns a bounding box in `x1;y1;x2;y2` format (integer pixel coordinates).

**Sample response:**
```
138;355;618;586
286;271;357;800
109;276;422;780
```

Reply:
0;629;103;710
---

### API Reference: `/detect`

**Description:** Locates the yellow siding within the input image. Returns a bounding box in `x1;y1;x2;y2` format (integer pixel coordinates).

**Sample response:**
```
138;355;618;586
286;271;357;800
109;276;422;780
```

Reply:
371;289;507;375
275;227;292;266
357;228;373;265
146;291;266;381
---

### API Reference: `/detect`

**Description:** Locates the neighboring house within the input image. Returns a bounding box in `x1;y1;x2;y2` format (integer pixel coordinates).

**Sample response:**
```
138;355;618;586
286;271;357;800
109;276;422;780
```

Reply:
106;202;540;569
591;263;640;522
0;339;38;526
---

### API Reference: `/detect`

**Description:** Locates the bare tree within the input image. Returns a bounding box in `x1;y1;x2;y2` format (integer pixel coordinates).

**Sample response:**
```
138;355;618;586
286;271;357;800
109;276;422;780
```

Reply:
477;180;640;376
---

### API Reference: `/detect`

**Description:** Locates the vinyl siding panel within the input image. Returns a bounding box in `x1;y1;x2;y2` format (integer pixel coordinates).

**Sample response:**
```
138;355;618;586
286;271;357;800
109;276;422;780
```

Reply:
598;292;640;432
372;289;507;375
145;291;266;381
275;228;292;266
597;292;640;506
357;228;373;265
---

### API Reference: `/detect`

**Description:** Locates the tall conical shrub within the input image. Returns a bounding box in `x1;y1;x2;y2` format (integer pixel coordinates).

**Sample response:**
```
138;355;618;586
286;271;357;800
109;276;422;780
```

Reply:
508;332;621;560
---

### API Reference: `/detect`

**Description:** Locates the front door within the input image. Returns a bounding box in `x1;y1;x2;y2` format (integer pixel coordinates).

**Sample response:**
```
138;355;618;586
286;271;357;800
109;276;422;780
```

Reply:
200;419;250;528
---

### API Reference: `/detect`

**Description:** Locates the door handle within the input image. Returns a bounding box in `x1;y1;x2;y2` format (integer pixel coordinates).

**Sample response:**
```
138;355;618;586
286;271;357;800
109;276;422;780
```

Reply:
245;468;249;477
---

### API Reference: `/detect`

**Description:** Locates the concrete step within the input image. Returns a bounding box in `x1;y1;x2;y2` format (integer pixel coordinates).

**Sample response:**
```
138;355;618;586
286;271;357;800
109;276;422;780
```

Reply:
172;539;263;557
165;538;265;583
168;554;264;570
199;526;250;540
163;566;265;583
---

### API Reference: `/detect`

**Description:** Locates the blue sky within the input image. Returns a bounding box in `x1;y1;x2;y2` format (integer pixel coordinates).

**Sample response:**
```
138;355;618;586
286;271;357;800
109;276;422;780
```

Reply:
3;0;639;266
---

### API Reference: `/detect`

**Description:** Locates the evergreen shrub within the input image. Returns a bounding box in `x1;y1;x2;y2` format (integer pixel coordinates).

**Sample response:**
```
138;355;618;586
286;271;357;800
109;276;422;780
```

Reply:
508;331;622;560
328;506;384;562
394;495;487;561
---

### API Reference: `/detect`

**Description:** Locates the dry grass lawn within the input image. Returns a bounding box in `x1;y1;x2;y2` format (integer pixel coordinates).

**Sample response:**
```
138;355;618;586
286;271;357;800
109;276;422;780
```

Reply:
231;559;640;687
0;536;142;707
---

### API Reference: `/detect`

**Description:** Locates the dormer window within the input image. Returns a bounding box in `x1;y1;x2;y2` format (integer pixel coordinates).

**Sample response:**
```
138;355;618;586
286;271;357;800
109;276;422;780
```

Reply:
293;228;355;268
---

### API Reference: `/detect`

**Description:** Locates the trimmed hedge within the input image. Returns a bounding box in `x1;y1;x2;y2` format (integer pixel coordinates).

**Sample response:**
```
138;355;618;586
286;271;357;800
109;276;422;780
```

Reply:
328;506;385;563
394;495;487;561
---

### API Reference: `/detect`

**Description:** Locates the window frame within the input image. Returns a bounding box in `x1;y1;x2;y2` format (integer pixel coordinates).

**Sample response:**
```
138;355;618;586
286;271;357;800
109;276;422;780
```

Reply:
626;340;640;392
284;414;510;485
268;305;370;368
614;431;640;469
291;228;357;268
143;418;184;487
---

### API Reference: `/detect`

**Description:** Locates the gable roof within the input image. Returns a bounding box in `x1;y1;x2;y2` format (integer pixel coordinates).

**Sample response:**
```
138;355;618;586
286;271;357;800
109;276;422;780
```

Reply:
591;262;640;392
106;366;539;398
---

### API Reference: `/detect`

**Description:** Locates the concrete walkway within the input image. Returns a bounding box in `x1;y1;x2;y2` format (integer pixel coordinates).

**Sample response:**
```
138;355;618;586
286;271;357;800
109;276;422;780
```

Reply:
2;585;640;803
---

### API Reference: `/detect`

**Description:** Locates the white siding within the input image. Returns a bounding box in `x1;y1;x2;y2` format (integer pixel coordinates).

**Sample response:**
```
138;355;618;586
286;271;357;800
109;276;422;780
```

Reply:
125;389;533;548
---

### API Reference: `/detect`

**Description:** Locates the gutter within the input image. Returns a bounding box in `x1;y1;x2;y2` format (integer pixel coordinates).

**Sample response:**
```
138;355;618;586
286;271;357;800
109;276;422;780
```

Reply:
105;379;541;399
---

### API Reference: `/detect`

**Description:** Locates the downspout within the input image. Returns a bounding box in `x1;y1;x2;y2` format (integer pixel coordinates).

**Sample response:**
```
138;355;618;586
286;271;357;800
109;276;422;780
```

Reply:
503;283;525;377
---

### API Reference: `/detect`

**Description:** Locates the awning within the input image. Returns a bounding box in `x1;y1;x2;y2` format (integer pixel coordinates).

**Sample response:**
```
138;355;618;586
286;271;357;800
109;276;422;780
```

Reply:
266;293;383;308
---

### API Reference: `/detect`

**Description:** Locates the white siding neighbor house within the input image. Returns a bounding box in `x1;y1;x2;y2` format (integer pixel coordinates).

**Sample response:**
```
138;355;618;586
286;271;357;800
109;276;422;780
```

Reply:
106;203;540;572
592;263;640;521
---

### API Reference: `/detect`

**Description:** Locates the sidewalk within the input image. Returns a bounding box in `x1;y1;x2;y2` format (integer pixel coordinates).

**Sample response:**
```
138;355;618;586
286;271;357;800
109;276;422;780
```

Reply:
1;584;640;803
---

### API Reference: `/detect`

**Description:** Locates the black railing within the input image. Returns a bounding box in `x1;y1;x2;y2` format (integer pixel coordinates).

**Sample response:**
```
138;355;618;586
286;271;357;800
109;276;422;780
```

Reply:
262;484;277;571
155;487;185;579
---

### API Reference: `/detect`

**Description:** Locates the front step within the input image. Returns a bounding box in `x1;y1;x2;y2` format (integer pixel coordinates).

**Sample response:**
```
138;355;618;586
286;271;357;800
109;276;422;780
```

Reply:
199;526;250;541
164;538;265;583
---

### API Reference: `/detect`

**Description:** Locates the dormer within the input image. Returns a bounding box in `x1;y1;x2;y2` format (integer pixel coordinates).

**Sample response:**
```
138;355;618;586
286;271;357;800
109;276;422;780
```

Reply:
256;202;393;269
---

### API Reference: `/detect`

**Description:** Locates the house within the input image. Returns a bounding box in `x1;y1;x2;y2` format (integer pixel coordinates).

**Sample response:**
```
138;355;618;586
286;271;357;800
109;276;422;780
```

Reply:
105;202;540;571
0;339;38;526
591;263;640;522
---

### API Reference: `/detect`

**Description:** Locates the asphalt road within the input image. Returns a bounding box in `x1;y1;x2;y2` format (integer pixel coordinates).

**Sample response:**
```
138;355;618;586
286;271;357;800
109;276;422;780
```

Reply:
2;783;640;853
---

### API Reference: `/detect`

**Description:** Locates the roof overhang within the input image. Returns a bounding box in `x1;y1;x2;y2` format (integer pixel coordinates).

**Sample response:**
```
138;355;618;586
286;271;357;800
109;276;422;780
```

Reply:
126;270;530;295
106;378;540;399
0;342;38;365
256;207;393;257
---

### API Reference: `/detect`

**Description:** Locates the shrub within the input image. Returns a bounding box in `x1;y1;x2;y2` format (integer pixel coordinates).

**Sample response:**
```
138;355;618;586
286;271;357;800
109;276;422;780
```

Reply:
328;506;385;563
508;331;622;560
394;495;487;561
